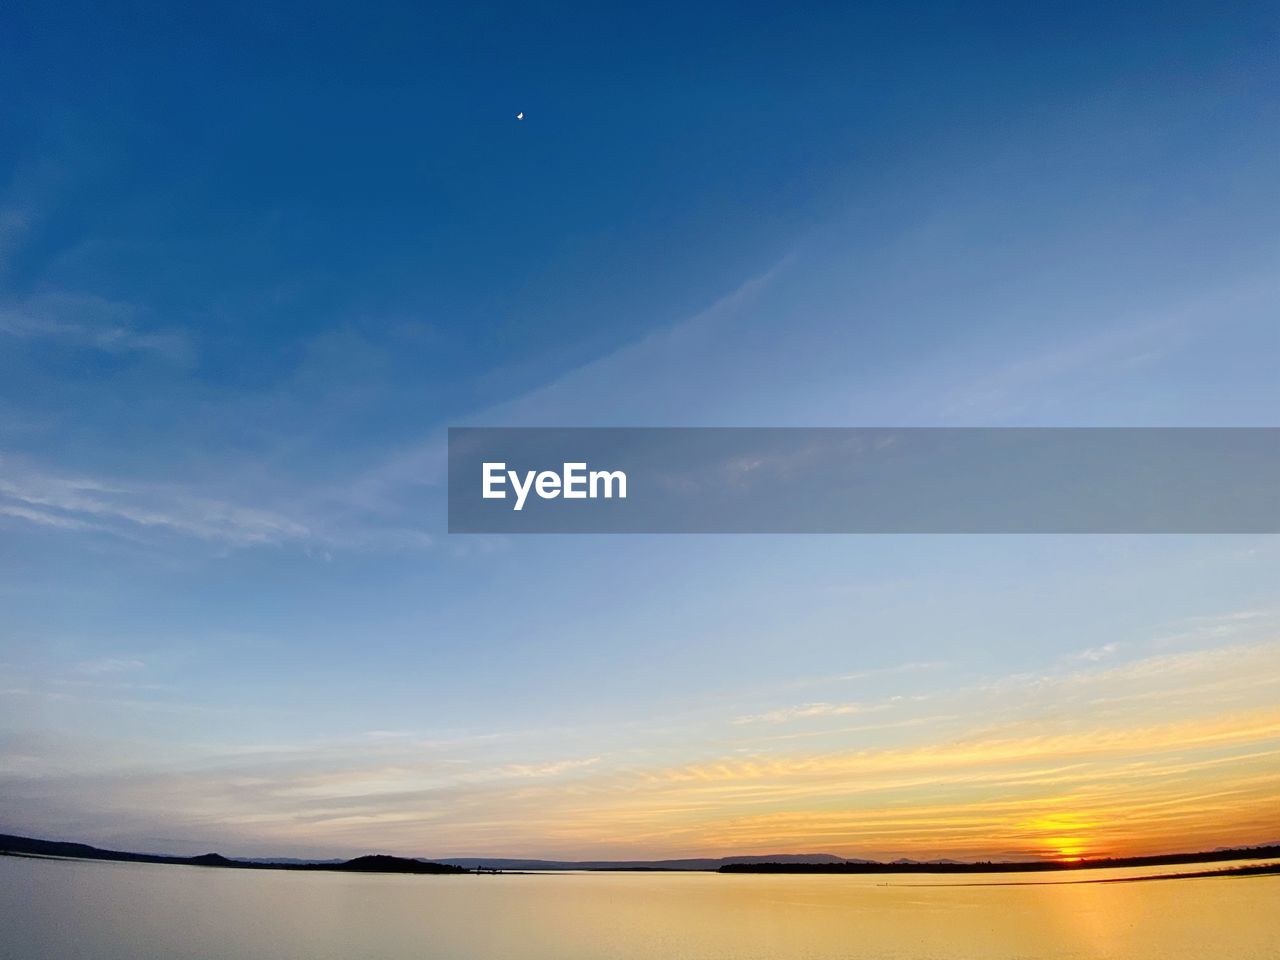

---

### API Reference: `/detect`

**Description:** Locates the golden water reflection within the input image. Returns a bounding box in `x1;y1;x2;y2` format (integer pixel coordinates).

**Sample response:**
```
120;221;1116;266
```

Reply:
3;855;1276;960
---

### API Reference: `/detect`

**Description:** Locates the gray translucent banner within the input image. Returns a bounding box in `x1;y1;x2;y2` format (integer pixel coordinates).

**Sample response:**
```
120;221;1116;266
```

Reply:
447;428;1279;533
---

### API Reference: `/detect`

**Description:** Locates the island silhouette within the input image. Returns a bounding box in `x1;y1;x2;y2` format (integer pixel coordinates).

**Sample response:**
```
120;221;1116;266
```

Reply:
2;832;1278;878
0;834;465;874
716;845;1280;874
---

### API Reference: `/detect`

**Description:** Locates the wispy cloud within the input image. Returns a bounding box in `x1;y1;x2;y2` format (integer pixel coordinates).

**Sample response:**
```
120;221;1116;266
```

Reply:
503;757;601;778
0;503;100;531
74;657;146;675
733;701;880;725
340;254;796;510
938;273;1280;423
1072;642;1120;662
0;456;311;547
0;292;192;364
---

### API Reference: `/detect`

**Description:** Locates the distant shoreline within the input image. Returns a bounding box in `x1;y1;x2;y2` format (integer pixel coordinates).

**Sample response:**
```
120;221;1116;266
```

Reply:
717;844;1280;875
0;835;466;875
3;833;1278;880
892;862;1280;886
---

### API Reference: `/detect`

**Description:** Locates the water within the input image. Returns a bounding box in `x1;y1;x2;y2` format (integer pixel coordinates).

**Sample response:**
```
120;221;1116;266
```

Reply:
2;855;1277;959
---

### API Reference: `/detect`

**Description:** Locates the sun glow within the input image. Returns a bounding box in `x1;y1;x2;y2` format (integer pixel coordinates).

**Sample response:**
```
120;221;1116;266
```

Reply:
1026;814;1101;861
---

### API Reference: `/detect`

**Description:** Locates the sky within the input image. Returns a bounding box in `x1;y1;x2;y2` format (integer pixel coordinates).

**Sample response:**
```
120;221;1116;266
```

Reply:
1;1;1278;861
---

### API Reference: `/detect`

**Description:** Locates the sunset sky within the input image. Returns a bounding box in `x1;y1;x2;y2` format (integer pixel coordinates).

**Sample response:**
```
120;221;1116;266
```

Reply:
1;2;1278;861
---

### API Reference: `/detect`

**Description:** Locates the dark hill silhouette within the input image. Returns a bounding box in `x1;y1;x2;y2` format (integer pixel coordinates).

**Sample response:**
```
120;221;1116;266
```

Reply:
719;845;1280;874
0;834;464;875
437;853;853;871
188;853;236;866
335;854;462;874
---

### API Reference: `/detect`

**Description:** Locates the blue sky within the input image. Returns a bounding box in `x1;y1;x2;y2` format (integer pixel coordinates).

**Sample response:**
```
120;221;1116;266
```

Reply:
1;2;1278;858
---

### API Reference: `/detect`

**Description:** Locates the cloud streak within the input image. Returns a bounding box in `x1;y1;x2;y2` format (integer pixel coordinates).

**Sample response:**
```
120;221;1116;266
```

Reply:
0;293;192;364
0;457;311;547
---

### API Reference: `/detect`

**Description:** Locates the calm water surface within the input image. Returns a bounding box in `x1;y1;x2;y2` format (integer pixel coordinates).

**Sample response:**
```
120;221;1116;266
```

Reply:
2;854;1277;959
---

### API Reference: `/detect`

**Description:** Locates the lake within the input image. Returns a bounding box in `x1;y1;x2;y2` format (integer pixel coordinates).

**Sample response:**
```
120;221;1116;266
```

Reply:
2;854;1277;959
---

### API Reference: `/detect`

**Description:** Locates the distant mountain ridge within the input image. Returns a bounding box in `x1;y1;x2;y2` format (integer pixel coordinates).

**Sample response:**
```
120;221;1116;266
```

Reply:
5;832;1278;876
0;835;856;872
720;845;1280;874
436;853;855;871
0;834;464;874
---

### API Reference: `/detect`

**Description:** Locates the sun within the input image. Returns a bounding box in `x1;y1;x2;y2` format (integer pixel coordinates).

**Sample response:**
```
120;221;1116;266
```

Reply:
1025;814;1099;861
1051;841;1086;862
